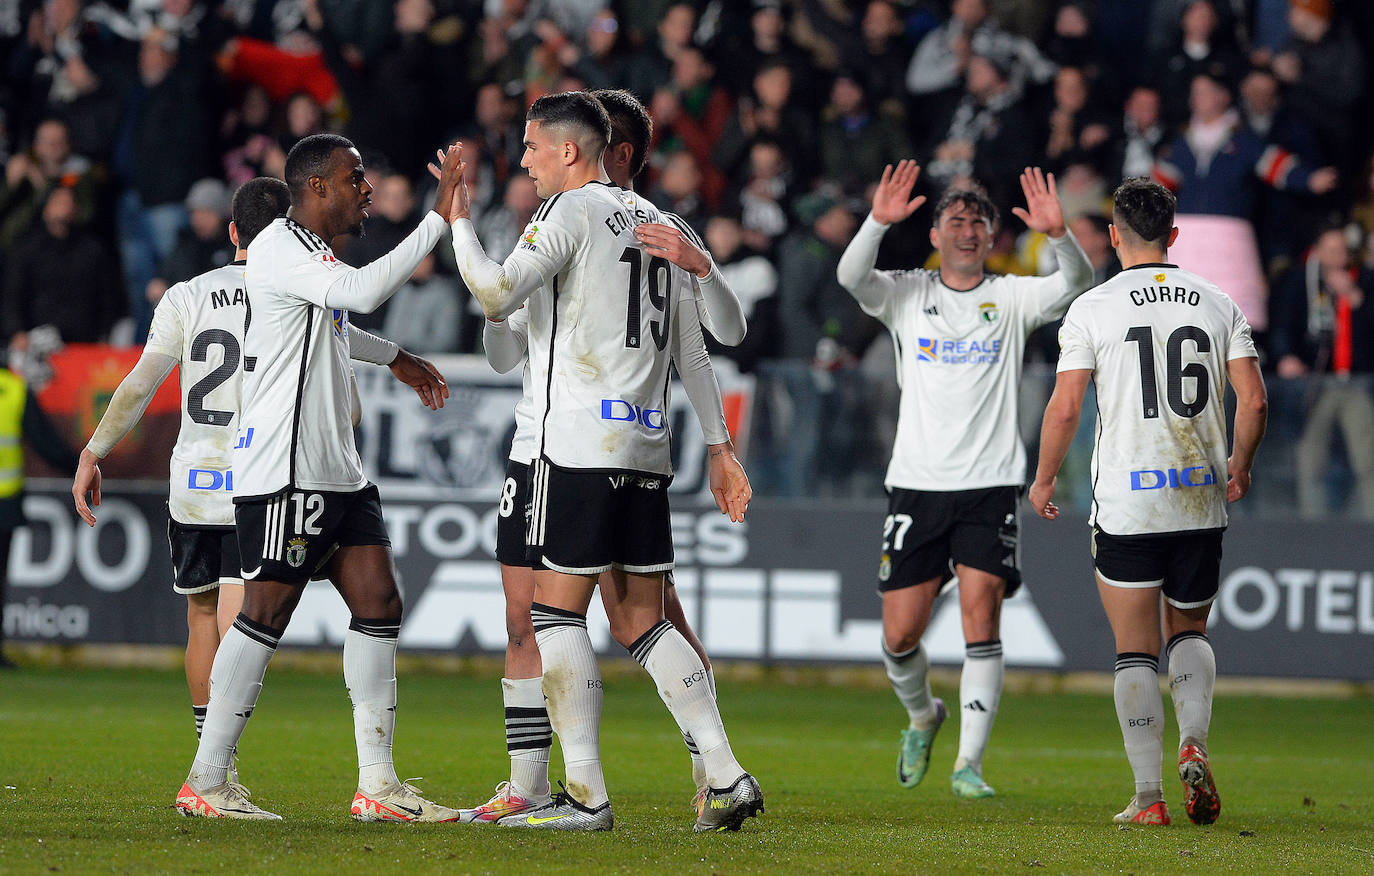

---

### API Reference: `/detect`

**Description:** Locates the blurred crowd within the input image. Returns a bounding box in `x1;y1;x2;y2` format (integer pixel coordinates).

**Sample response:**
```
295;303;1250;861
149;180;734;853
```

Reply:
2;0;1374;509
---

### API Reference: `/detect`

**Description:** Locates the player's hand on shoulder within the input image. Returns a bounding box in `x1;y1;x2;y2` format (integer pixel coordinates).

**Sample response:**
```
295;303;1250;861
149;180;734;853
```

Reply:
72;450;102;527
633;223;710;277
389;349;450;411
871;160;926;226
1011;167;1065;238
1027;478;1059;520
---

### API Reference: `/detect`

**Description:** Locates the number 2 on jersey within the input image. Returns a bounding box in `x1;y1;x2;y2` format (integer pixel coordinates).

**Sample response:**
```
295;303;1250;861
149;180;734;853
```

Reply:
187;329;241;426
619;247;671;351
1125;325;1212;419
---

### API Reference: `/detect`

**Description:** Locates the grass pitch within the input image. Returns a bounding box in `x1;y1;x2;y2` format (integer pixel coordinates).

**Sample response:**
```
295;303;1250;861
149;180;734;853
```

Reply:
1;664;1371;874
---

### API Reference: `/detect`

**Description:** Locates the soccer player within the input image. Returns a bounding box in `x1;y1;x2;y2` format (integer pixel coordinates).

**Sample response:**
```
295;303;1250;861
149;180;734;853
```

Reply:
447;91;762;832
1028;178;1267;826
837;161;1093;798
454;88;750;827
172;134;464;821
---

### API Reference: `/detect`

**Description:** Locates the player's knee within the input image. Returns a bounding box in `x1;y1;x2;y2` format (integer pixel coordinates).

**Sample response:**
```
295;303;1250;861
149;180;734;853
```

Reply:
608;615;644;650
884;628;922;654
506;606;535;643
186;591;218;622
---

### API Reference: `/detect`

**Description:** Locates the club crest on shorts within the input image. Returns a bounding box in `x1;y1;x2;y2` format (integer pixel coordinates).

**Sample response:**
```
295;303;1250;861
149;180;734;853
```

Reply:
286;537;308;568
878;552;893;582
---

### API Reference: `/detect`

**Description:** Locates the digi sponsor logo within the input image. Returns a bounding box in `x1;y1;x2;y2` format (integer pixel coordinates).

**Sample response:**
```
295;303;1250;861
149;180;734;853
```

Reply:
1129;465;1218;491
601;398;666;430
188;469;234;491
915;338;1002;365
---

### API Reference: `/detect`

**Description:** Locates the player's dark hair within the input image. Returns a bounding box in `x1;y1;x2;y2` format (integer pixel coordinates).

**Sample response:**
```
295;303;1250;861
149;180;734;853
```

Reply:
526;91;611;159
232;177;292;247
284;133;356;194
592;88;652;182
1112;177;1176;246
932;187;998;230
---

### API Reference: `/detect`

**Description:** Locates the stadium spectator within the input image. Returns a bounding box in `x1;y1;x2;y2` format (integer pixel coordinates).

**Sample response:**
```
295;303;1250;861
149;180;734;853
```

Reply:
561;9;632;92
737;139;793;255
3;185;122;345
381;253;461;355
719;0;814;104
0;117;99;252
1268;226;1374;519
623;1;695;101
648;45;731;208
471;81;523;189
1271;0;1367;174
713;61;817;188
113;30;214;339
819;71;913;198
337;169;418;330
220;84;285;186
647;149;707;232
841;1;913;110
1154;72;1339;329
778;190;874;366
922;49;1039;207
1109;86;1168;181
146;178;235;306
703;212;780;373
1043;65;1113;173
905;0;1055;102
1152;0;1246;126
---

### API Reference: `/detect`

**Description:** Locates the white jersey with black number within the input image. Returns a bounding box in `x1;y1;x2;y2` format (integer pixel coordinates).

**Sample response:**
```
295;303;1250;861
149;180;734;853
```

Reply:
863;269;1079;490
237;217;364;499
513;183;689;475
144;262;251;526
1057;263;1258;535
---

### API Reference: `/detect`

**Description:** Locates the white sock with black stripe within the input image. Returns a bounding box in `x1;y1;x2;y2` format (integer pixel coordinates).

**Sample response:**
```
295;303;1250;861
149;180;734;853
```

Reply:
188;615;279;789
631;620;745;790
531;602;607;807
955;639;1003;773
882;641;939;729
1114;652;1164;804
345;617;402;794
502;676;552;799
1166;632;1215;755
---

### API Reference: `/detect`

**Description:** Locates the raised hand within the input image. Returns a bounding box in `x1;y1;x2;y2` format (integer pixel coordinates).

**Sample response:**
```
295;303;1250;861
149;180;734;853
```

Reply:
633;223;711;277
427;142;468;222
1010;167;1065;237
871;160;926;225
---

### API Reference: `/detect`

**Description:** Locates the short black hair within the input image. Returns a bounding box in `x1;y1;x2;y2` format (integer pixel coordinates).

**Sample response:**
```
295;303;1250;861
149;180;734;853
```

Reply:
1112;177;1176;246
232;177;292;247
526;91;612;160
592;88;652;182
284;133;356;194
932;187;998;230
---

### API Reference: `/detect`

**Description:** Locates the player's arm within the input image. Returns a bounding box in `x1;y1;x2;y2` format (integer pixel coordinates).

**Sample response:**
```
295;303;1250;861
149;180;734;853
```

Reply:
482;306;529;374
1028;368;1091;520
1225;356;1267;503
634;218;747;345
673;298;750;522
837;161;927;318
313;144;464;314
1010;167;1094;322
348;325;449;411
73;350;179;525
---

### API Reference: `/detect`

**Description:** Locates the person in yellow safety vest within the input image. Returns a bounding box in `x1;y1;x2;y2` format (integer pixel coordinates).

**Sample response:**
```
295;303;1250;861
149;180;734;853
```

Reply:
0;365;80;668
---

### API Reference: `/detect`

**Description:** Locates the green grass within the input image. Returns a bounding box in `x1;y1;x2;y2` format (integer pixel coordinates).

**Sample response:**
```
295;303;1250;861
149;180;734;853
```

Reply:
1;665;1371;874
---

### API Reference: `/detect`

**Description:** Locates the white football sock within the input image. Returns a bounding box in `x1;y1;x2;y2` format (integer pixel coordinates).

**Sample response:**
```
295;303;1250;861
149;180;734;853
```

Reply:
188;616;277;789
1115;653;1164;802
632;620;745;790
1166;632;1215;754
344;618;402;794
531;603;607;807
954;640;1004;773
882;641;939;729
683;666;717;790
502;676;552;798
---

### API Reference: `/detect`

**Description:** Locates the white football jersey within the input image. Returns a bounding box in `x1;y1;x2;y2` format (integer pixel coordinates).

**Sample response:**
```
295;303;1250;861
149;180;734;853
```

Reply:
862;268;1082;490
507;183;690;475
1057;263;1258;535
236;217;365;499
504;306;538;464
144;261;251;526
